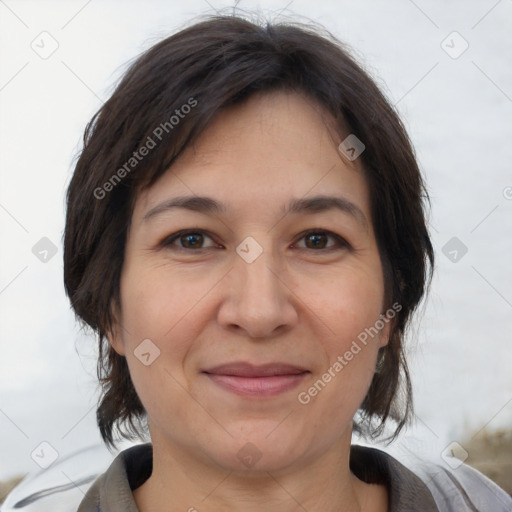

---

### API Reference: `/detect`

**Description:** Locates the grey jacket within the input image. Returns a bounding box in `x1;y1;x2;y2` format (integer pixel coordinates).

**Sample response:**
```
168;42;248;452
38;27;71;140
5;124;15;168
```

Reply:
3;443;511;511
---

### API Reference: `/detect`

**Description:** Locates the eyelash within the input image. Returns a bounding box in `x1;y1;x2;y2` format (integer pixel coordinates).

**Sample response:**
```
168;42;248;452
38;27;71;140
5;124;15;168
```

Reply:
160;229;351;253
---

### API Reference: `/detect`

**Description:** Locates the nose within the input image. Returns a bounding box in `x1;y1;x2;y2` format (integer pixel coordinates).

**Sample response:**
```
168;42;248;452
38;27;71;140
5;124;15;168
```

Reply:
217;242;298;339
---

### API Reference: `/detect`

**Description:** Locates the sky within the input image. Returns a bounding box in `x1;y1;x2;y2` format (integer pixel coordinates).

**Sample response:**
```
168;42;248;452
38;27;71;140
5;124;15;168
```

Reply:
0;0;511;481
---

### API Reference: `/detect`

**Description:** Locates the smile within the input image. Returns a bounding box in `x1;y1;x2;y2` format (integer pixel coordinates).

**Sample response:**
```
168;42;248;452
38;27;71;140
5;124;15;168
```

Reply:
202;362;310;398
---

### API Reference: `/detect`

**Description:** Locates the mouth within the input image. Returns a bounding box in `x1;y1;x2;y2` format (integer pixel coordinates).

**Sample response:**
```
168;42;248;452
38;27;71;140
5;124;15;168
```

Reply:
202;362;310;398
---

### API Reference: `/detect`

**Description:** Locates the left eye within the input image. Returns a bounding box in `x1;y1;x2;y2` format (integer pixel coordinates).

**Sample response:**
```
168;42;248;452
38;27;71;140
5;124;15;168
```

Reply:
294;230;349;250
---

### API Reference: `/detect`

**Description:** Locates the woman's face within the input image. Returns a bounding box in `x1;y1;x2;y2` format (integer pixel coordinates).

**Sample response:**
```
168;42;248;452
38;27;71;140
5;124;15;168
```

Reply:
109;91;390;473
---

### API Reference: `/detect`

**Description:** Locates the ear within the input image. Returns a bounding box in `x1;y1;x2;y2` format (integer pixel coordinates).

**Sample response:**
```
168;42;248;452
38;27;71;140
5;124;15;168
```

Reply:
106;327;126;356
105;302;126;356
381;318;391;345
377;308;396;348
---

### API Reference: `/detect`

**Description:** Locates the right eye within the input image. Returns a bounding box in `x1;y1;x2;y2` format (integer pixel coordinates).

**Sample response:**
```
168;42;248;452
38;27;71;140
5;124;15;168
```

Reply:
161;230;220;251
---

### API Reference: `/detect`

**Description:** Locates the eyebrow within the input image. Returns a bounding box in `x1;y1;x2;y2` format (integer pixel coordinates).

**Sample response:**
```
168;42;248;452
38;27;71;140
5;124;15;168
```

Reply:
142;194;368;230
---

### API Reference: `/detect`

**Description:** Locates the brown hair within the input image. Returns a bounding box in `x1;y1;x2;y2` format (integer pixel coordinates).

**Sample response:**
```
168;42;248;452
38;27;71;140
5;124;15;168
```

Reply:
63;14;434;448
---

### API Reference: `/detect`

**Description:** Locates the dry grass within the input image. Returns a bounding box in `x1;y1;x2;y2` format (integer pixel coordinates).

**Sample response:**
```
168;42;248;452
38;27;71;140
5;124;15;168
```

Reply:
0;475;24;505
462;427;512;495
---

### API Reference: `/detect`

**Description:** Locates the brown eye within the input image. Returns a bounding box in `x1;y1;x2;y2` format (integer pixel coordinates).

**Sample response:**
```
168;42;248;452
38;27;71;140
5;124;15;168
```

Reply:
162;230;217;250
295;230;350;251
180;233;204;249
304;232;328;249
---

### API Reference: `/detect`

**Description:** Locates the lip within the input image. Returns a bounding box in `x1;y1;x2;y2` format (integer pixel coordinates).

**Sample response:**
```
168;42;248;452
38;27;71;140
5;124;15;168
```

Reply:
202;362;310;398
204;362;309;377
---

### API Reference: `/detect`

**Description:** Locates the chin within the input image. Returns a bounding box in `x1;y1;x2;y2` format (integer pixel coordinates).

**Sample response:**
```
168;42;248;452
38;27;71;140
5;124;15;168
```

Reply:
201;425;312;474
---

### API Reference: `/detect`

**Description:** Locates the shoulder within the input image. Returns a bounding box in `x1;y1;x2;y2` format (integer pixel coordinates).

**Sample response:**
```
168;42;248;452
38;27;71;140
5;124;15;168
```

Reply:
409;455;512;512
353;444;512;512
1;443;150;512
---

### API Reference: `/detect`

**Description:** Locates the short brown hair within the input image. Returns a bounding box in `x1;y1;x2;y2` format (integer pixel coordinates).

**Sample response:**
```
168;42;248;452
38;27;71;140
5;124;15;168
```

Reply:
64;15;434;448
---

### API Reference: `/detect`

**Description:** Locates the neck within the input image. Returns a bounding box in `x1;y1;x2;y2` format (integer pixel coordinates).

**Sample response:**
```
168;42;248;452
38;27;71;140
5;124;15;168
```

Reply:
133;430;384;512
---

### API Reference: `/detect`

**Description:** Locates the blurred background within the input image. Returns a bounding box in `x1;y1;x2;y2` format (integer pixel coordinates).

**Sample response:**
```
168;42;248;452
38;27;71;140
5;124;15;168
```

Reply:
1;0;511;498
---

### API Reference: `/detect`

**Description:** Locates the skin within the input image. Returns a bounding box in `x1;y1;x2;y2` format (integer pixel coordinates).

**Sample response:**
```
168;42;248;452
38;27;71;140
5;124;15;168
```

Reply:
108;90;390;512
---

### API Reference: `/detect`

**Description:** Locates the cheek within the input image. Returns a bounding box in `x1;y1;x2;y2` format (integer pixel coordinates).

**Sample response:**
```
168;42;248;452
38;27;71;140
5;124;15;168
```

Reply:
301;262;385;341
119;281;201;429
298;265;385;403
120;262;214;344
116;270;203;401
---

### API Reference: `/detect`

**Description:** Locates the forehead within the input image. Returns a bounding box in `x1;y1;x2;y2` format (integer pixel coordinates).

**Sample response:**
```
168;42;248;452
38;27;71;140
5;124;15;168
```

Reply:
133;90;370;223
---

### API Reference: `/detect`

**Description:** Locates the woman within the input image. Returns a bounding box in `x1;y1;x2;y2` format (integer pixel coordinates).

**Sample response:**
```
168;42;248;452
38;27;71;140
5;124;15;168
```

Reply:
62;14;512;512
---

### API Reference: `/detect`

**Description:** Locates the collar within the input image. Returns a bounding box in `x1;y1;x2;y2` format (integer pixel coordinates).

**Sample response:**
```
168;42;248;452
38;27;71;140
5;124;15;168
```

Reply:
78;443;438;511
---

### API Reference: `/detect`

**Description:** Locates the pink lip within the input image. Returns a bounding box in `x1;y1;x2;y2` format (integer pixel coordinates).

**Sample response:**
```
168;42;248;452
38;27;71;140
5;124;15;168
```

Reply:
203;362;310;397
